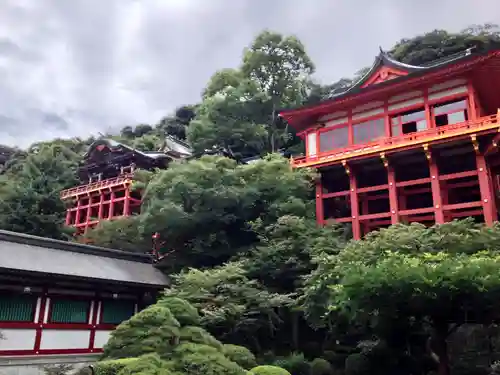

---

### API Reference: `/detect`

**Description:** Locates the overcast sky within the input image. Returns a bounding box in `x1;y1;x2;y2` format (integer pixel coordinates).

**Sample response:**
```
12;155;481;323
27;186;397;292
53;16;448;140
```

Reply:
0;0;499;147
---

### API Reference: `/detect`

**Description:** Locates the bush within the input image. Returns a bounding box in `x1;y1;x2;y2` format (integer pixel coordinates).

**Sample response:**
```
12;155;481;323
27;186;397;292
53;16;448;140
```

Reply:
310;358;333;375
117;353;176;375
272;353;310;375
222;344;257;369
179;326;223;350
250;365;292;375
173;348;246;375
158;297;201;326
102;305;181;359
93;358;139;375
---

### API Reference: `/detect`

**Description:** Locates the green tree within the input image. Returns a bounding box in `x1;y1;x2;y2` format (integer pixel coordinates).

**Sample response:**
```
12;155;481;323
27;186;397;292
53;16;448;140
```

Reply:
316;220;500;375
139;154;314;271
0;142;80;238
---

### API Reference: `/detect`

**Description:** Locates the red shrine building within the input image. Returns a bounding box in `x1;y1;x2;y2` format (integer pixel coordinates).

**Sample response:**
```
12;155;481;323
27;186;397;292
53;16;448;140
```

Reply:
280;46;500;239
0;229;167;374
60;137;193;235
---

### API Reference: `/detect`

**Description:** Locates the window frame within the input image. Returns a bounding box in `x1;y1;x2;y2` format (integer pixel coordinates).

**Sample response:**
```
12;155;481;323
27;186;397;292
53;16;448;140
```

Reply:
431;98;469;127
48;296;91;325
352;116;386;145
317;123;349;153
390;107;427;136
0;292;38;323
100;299;137;325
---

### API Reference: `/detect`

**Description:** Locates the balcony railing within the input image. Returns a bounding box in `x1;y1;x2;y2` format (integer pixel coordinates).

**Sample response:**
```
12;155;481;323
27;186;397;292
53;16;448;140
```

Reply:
60;173;134;200
292;112;500;168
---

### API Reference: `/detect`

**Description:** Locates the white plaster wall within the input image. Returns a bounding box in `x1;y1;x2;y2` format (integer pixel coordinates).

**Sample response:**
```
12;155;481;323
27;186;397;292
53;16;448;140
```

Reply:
93;331;112;349
0;329;36;351
39;330;90;350
0;354;99;375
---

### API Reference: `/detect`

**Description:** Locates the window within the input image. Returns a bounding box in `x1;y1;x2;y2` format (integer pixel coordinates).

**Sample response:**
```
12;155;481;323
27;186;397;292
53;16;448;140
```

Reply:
391;108;427;136
319;126;349;152
307;132;317;157
50;299;89;324
0;294;36;322
433;99;468;127
353;118;385;144
101;300;136;325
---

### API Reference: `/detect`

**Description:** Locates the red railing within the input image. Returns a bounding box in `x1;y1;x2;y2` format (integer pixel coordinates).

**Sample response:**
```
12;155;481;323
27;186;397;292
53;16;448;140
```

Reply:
292;112;499;168
60;173;134;199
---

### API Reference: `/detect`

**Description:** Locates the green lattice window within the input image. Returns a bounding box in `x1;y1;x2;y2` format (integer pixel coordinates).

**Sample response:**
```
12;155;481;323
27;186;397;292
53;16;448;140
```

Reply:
50;299;89;323
0;294;36;322
101;300;135;324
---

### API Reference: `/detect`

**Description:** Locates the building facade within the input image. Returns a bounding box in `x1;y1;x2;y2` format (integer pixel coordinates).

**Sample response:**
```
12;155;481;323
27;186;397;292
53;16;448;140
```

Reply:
0;229;168;374
280;47;500;239
60;137;193;235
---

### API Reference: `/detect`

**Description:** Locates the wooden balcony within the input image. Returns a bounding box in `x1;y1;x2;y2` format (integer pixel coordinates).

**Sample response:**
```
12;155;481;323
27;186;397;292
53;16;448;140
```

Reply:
292;111;500;168
60;173;134;200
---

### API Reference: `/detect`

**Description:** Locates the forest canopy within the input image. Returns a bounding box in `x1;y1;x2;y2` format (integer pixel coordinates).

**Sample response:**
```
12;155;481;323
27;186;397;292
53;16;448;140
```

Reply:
1;24;500;375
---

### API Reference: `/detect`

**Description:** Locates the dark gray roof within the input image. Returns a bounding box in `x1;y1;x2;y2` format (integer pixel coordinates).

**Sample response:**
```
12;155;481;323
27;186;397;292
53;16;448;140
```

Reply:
0;230;168;288
329;47;474;99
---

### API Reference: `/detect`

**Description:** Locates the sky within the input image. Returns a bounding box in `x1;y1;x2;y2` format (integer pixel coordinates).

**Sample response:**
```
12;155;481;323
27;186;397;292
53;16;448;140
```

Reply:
0;0;499;147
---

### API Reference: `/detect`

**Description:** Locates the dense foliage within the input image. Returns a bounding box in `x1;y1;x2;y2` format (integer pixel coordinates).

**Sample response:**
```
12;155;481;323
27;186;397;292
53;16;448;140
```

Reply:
2;25;500;375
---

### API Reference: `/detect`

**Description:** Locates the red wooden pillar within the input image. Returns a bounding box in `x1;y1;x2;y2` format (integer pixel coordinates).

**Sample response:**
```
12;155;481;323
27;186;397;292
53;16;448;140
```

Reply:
315;177;324;225
427;146;445;224
387;164;399;225
97;189;104;219
467;79;478;120
476;152;496;225
124;184;131;217
109;189;115;218
345;162;361;240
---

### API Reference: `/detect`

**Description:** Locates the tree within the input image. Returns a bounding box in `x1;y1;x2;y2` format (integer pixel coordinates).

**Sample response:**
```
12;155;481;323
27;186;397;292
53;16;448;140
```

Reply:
0;142;80;238
188;30;315;157
139;154;314;271
318;220;500;375
100;297;255;375
164;262;293;354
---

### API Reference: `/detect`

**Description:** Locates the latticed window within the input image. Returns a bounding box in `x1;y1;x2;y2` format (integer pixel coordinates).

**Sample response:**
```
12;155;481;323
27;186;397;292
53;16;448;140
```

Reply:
50;299;89;323
0;294;36;322
101;300;136;324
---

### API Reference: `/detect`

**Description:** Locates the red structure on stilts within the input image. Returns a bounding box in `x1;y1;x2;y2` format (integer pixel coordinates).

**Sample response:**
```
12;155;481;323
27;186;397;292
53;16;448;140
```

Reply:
280;47;500;239
60;137;192;235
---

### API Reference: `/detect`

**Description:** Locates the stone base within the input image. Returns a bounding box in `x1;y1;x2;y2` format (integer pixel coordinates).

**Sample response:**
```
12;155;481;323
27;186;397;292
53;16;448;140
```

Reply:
0;354;99;375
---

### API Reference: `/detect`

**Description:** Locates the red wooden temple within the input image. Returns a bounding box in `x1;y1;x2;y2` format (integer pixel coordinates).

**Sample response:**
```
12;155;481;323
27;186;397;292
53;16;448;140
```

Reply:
60;137;192;235
280;46;500;239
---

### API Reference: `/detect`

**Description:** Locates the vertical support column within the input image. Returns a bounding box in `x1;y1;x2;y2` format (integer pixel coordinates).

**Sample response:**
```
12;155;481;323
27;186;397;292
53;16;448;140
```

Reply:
441;182;452;222
124;183;131;217
97;188;104;219
65;208;72;226
33;290;48;354
387;163;399;224
315;172;324;225
423;88;433;129
467;79;478;120
109;189;115;218
347;109;354;145
344;161;360;240
75;196;82;227
426;145;445;224
476;151;496;225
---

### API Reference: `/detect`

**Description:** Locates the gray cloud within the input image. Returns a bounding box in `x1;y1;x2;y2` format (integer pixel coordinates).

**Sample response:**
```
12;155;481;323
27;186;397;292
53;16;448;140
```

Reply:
0;0;498;147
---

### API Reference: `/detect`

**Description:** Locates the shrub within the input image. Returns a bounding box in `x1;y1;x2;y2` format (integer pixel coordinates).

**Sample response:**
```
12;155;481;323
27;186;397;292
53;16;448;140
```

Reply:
93;358;139;375
117;353;176;375
250;365;292;375
222;344;257;369
310;358;333;375
158;297;201;326
173;347;246;375
179;326;223;350
102;305;180;359
272;353;310;375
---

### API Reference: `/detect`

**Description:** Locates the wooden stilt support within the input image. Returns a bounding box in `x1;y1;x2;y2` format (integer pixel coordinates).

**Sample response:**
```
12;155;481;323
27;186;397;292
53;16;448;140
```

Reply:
343;160;361;240
425;144;445;224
